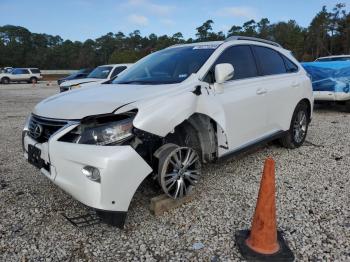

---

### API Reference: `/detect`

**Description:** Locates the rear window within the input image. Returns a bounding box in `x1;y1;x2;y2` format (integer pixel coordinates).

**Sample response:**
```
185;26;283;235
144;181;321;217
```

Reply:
13;69;30;74
30;69;41;74
253;46;286;76
282;56;299;73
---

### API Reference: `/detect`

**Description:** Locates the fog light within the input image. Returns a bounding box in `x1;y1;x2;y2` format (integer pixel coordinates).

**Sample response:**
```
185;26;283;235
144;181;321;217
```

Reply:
82;166;101;183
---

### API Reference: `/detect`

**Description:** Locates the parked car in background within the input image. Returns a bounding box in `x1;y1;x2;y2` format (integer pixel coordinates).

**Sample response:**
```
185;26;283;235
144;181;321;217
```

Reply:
22;36;313;227
0;68;42;84
59;64;131;92
57;68;93;85
315;55;350;62
302;56;350;111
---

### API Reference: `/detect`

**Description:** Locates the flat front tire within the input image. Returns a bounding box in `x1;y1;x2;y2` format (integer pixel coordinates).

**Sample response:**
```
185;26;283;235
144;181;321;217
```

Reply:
280;102;309;149
158;145;201;199
157;123;202;199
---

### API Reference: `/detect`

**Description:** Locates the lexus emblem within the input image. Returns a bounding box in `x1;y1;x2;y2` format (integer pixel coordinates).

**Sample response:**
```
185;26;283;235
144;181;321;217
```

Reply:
32;123;43;139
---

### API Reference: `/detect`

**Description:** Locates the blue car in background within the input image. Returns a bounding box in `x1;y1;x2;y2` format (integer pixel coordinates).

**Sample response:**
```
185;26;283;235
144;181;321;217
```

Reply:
302;56;350;111
57;68;93;85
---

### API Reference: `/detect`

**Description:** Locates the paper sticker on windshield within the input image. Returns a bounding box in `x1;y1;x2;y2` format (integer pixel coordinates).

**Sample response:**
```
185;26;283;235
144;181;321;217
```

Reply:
179;74;188;78
193;44;219;50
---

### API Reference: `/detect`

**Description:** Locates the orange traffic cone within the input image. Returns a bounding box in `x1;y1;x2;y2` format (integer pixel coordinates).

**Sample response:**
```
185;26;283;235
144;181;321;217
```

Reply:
235;158;294;261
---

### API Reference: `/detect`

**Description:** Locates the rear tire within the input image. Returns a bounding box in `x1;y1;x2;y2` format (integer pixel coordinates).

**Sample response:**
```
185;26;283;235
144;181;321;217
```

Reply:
29;77;38;84
280;102;309;149
345;100;350;113
1;77;10;84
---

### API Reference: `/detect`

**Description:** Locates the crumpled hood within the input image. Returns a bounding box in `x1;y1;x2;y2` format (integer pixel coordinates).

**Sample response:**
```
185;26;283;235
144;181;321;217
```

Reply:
59;78;104;88
33;83;186;119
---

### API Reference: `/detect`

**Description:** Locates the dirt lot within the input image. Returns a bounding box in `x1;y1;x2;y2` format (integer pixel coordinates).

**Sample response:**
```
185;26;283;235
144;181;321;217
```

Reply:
0;83;349;261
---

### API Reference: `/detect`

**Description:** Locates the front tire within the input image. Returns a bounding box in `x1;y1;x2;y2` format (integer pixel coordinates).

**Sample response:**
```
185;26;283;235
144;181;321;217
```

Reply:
157;123;202;199
158;146;201;199
1;77;10;84
280;102;309;149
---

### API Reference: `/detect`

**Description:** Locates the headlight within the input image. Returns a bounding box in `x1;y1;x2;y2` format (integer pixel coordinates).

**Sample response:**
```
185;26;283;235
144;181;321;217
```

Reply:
77;115;134;145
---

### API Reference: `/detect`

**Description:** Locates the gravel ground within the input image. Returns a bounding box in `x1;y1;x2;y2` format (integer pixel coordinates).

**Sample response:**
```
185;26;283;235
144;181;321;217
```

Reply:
0;83;349;261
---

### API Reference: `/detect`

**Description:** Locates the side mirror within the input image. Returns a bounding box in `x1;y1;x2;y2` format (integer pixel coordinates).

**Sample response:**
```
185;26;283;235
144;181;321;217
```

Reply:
215;63;234;84
213;63;234;93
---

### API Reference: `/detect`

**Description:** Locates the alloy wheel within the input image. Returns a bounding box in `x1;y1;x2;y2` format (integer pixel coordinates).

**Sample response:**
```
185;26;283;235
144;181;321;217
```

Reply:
293;110;307;143
159;147;201;199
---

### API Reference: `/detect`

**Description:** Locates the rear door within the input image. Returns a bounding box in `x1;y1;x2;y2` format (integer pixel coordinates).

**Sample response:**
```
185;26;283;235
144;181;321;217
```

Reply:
206;45;269;151
30;68;41;79
18;69;31;81
252;46;300;132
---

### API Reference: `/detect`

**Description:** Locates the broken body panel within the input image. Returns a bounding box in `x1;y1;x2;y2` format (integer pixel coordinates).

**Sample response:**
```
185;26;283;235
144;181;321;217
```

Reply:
23;39;313;227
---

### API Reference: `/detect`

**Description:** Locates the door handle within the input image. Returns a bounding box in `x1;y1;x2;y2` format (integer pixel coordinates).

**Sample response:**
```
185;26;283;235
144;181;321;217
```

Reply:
256;88;267;95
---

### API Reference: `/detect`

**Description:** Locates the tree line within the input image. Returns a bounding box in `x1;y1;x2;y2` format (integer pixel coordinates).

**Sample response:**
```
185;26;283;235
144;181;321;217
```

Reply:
0;3;349;69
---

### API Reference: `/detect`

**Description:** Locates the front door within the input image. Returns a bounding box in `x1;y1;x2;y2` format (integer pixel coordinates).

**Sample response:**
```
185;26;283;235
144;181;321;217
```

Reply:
209;45;269;151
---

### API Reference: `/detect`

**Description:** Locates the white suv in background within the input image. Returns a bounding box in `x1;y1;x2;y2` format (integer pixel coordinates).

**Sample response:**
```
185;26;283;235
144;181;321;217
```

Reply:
0;68;42;84
22;37;313;227
59;64;132;92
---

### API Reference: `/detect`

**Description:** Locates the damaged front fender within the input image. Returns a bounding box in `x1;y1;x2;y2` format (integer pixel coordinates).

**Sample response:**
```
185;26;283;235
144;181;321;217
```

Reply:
131;85;228;139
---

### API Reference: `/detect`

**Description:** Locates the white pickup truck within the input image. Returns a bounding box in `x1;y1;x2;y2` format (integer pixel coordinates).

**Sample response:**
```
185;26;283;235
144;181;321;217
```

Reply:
59;64;132;92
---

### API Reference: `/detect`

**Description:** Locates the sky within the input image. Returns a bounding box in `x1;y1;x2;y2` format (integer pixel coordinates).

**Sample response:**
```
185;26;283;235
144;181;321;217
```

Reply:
0;0;348;41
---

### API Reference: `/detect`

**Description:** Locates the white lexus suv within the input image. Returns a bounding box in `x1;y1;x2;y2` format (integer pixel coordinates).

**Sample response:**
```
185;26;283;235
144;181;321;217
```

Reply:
22;37;313;227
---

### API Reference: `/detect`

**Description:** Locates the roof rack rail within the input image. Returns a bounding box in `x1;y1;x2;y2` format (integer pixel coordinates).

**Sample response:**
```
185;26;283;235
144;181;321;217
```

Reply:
225;36;282;48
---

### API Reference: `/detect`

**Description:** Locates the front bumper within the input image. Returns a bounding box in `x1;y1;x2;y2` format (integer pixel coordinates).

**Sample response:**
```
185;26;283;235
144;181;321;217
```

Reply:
22;123;153;212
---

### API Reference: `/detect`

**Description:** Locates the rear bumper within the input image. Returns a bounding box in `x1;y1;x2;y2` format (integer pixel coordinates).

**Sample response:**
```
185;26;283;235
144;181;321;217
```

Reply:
22;123;153;213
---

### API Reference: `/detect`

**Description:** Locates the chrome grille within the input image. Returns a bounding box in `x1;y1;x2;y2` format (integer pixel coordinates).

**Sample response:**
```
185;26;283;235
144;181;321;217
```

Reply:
28;115;68;143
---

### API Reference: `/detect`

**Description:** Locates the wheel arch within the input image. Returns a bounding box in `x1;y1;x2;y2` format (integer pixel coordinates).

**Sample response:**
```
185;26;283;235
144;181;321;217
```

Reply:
163;113;225;163
1;76;10;83
130;90;230;161
298;98;312;121
30;76;38;82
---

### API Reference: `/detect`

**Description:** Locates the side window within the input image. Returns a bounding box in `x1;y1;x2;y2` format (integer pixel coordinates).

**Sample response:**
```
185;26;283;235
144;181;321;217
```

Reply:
12;69;21;74
30;69;41;74
111;66;127;78
253;46;286;76
218;45;258;81
19;69;30;74
282;56;298;73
